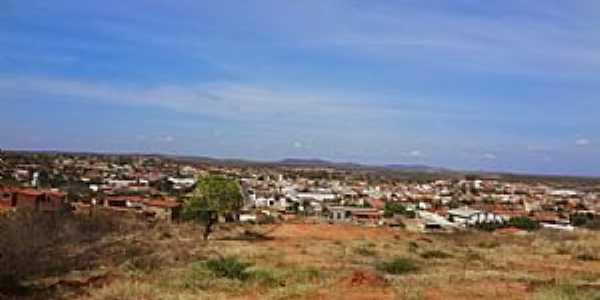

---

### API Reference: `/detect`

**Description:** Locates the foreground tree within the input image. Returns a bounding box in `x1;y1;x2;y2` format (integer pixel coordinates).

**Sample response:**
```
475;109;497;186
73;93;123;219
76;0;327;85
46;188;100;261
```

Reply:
182;175;243;240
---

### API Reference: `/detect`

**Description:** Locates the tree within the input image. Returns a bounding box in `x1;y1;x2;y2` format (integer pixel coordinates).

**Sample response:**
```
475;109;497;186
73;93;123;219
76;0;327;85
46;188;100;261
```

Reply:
383;201;407;218
182;175;243;240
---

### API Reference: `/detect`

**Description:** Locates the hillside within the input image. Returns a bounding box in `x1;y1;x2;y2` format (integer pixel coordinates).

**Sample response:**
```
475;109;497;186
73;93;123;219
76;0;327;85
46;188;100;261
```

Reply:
4;215;600;300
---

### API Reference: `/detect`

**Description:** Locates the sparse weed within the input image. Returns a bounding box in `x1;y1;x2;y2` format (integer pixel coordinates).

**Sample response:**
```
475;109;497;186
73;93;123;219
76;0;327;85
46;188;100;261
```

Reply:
533;284;600;300
477;240;500;249
408;241;419;253
354;245;377;257
376;257;419;275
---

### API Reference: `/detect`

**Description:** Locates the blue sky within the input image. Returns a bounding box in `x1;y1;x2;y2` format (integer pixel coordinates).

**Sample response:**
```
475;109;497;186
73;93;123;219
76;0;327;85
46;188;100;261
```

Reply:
1;1;599;176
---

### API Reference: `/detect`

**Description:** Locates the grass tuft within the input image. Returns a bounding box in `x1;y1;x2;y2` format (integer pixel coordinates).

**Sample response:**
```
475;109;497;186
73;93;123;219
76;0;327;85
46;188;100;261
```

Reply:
205;257;253;281
376;257;419;275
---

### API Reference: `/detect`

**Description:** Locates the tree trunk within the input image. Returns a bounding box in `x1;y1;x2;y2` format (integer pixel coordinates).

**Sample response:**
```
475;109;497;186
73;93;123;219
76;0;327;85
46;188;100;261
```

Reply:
203;218;214;240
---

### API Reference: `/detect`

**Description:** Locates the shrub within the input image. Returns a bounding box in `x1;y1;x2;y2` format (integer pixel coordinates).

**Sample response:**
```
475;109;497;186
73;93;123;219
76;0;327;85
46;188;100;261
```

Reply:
376;257;419;275
0;210;137;294
508;217;539;231
571;214;600;230
205;257;252;280
576;254;599;261
420;250;452;259
354;246;377;257
258;214;277;225
474;222;504;232
407;241;419;253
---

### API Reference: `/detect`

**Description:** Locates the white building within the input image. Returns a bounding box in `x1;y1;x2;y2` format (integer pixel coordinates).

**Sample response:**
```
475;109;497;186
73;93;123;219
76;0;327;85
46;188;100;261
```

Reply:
448;207;504;226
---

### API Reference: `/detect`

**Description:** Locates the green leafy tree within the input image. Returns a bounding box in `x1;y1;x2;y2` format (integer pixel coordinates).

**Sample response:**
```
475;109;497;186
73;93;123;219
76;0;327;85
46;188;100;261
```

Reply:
182;175;243;240
383;201;406;218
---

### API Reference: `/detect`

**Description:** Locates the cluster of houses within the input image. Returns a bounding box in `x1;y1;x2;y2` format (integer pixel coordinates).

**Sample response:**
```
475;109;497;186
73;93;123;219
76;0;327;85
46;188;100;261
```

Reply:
1;151;599;232
240;172;599;232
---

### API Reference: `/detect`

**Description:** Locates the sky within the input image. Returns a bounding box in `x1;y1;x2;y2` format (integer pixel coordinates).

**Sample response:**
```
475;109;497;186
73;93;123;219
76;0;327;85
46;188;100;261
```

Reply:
1;1;599;176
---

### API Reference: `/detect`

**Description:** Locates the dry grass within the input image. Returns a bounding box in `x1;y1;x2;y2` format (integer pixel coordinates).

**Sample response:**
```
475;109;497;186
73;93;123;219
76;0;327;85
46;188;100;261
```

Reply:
7;221;600;300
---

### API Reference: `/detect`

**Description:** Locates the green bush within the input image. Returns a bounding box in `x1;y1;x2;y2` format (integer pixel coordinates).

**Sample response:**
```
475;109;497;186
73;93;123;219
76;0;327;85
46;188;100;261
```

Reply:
508;216;540;231
376;257;419;275
383;202;416;219
205;257;252;280
420;250;452;259
474;222;504;232
383;202;406;218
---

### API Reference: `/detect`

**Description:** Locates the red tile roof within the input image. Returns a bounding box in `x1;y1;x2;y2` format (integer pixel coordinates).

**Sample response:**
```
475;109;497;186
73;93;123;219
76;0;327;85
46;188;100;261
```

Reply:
106;195;146;203
144;200;181;208
18;189;44;197
493;210;528;218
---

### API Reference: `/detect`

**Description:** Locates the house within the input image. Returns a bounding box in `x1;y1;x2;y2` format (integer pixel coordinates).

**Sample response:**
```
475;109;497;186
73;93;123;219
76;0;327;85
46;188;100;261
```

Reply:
39;191;67;212
448;207;504;226
1;188;67;212
296;192;337;202
104;195;146;209
14;189;43;209
0;186;14;208
143;199;181;222
532;211;569;225
417;210;457;231
328;206;382;225
168;177;196;189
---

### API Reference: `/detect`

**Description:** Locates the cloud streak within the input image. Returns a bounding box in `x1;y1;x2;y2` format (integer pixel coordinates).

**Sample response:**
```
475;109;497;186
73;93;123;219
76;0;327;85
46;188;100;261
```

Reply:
0;76;474;124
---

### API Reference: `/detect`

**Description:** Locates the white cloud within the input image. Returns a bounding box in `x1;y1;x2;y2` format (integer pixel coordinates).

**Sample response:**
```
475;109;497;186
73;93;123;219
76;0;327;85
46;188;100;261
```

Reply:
0;76;469;125
409;150;422;157
576;138;591;146
402;150;423;158
157;136;174;143
526;145;552;152
483;153;497;160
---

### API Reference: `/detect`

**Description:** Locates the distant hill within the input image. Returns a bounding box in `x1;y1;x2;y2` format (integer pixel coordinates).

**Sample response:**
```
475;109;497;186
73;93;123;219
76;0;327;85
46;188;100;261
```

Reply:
278;158;365;169
384;164;450;173
277;159;450;173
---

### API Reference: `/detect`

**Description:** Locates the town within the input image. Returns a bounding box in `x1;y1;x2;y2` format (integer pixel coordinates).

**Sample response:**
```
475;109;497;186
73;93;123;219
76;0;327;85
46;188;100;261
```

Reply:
2;150;599;233
3;151;600;300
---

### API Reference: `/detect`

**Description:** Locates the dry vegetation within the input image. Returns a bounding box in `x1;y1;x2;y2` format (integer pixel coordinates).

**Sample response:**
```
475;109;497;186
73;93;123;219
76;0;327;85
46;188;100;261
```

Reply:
4;216;600;300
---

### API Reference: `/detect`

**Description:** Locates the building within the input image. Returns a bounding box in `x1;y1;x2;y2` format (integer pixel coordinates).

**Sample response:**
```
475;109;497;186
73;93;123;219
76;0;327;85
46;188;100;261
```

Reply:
328;206;382;225
0;187;67;212
448;207;504;226
143;199;181;222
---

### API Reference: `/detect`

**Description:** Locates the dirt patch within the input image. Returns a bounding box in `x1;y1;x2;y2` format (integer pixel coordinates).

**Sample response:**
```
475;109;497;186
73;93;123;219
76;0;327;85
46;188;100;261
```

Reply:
343;270;387;288
266;223;404;241
424;280;531;300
